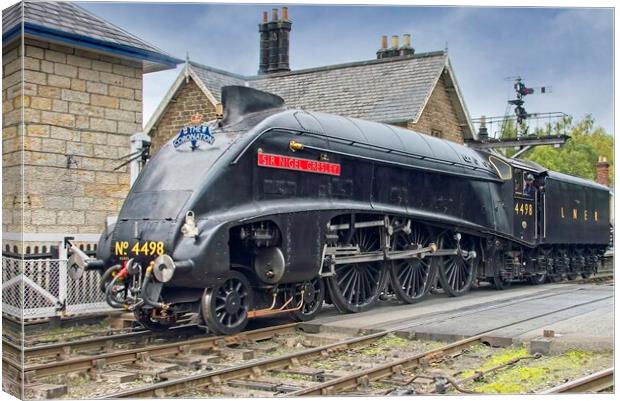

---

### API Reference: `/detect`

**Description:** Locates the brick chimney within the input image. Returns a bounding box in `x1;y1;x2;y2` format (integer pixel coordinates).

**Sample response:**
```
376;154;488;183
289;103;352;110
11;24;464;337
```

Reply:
377;34;414;59
596;156;610;187
259;7;291;74
258;12;269;74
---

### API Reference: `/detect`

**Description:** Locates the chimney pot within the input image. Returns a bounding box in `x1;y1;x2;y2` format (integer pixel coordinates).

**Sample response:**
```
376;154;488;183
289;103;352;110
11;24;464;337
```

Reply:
596;156;610;187
391;35;399;49
263;11;268;23
403;33;411;47
381;35;388;49
282;7;288;21
272;8;278;21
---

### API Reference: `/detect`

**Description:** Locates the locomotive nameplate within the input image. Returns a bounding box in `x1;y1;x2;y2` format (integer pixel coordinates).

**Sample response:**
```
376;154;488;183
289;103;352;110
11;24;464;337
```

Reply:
257;152;341;176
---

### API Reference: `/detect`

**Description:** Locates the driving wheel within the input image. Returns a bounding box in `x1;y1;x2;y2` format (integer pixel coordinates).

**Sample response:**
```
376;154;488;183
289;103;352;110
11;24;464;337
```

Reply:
436;232;477;297
389;225;437;303
327;227;388;313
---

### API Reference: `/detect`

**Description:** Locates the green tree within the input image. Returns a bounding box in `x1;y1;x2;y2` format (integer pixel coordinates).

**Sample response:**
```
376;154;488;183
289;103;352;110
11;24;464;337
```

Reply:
499;115;613;186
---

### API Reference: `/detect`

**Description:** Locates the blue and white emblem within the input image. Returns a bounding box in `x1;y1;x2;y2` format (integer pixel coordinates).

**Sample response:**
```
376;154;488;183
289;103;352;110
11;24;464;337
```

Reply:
173;113;215;150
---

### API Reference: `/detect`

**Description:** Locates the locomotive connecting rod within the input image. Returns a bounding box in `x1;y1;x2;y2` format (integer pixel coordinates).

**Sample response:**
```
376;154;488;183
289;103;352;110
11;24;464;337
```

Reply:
328;246;475;266
329;244;438;265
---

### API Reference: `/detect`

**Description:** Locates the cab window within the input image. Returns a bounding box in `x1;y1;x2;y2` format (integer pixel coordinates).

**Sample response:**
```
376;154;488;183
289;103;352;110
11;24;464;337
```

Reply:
514;170;524;194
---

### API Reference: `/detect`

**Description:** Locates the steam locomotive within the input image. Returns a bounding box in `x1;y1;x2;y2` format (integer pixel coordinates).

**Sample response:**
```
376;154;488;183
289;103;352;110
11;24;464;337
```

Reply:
68;86;611;335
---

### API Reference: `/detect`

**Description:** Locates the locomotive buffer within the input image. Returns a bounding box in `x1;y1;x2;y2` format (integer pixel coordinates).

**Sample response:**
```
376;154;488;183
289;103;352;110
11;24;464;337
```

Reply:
467;77;570;157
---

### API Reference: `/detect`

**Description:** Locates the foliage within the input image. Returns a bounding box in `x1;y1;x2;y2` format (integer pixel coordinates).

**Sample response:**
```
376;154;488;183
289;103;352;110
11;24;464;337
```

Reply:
499;115;613;186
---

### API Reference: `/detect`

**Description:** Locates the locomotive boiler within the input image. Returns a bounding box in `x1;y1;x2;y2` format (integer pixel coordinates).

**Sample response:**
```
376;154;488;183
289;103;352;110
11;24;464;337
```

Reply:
68;86;611;334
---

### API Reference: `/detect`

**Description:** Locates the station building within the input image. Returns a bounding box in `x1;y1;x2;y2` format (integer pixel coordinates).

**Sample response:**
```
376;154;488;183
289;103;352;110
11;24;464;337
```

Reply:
2;1;181;245
146;8;476;153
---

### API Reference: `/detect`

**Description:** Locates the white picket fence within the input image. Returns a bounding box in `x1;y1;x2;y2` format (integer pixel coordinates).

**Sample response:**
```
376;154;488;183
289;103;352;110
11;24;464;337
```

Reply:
2;234;113;320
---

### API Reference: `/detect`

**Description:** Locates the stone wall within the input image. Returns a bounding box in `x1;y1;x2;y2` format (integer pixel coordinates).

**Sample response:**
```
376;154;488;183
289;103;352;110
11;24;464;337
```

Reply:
149;77;215;153
3;38;143;234
2;41;24;234
408;71;464;144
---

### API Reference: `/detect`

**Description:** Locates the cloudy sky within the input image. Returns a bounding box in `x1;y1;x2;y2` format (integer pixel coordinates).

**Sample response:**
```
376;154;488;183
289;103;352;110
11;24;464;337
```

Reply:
78;2;614;136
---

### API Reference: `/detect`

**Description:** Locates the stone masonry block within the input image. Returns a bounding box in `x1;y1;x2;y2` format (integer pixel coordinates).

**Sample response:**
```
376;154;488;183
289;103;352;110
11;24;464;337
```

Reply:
66;55;93;69
105;108;134;122
54;63;78;78
86;81;108;95
99;71;123;86
52;99;69;113
30;96;52;111
69;102;105;118
80;131;108;145
27;125;50;138
57;210;85;225
47;75;71;89
109;85;133;99
32;209;57;225
38;85;62;99
24;70;47;85
90;118;117;132
71;79;86;92
78;68;100;82
91;94;119;109
91;60;113;72
120;99;141;112
45;49;67;63
41;111;75;128
61;89;89;104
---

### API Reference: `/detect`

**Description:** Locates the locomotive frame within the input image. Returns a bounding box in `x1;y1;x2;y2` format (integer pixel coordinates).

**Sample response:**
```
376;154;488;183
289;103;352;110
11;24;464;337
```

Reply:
68;86;611;335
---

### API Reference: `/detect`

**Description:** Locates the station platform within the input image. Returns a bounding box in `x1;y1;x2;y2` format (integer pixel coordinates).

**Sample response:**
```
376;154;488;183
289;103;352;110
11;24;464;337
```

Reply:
307;280;614;353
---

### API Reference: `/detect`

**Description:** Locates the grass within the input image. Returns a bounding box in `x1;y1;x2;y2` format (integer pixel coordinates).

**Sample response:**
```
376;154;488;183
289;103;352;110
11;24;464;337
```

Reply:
461;348;610;394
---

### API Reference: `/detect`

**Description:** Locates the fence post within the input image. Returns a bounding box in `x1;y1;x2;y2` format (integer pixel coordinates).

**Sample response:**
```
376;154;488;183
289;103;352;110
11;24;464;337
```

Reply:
58;239;68;313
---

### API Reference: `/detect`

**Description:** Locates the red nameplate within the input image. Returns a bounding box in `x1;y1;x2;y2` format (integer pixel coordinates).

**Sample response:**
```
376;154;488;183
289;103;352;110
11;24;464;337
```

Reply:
257;152;341;176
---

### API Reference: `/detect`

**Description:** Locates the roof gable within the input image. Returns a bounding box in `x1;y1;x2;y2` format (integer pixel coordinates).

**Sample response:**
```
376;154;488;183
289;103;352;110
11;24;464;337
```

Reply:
147;52;476;139
3;1;181;72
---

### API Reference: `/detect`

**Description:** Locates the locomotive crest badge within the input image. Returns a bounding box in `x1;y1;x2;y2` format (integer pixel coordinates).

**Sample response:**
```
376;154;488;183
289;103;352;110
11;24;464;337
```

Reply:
173;113;215;150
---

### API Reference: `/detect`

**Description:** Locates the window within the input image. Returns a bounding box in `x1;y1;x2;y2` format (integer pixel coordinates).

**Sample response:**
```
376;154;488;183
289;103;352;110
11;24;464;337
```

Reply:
489;156;512;180
431;128;442;138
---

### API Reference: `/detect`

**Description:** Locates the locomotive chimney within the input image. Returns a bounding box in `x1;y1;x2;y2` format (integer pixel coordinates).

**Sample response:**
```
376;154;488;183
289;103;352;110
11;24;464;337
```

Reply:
596;156;610;187
376;35;388;59
258;11;270;74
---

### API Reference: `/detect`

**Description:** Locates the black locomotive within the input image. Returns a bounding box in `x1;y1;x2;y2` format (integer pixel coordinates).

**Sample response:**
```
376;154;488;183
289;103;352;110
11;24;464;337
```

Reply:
68;86;611;334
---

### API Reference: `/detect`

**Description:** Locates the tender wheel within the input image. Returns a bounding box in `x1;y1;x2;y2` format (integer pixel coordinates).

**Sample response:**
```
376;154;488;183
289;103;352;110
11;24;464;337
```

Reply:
436;232;477;297
290;277;325;322
492;274;512;290
529;273;547;285
327;227;388;313
133;308;174;332
550;248;569;282
389;226;437;304
201;271;252;335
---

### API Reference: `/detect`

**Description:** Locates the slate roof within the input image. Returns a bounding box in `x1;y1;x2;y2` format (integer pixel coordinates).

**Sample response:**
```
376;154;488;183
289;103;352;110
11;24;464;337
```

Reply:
2;1;181;72
251;52;449;124
145;52;475;139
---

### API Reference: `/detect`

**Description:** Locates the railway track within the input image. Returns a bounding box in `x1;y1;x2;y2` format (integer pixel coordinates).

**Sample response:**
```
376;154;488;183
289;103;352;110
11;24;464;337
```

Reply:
102;289;611;398
4;277;612;398
542;367;614;393
5;279;606;377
